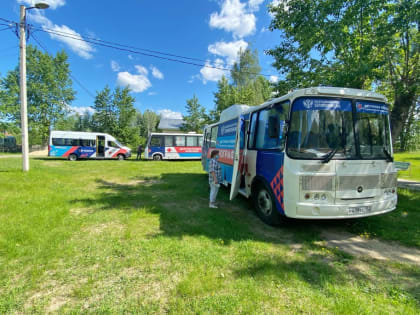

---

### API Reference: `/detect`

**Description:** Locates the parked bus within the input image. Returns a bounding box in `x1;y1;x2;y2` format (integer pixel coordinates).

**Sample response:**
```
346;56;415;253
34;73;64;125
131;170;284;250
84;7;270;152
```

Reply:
202;87;397;225
145;132;203;160
49;131;131;161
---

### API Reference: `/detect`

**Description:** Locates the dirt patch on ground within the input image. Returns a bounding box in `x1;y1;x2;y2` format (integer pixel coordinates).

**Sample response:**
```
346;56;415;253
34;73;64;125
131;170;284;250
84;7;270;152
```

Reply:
322;229;420;266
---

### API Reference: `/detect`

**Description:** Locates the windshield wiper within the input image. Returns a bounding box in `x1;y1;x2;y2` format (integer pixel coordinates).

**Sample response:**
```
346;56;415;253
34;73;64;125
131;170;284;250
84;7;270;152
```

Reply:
322;146;339;164
383;147;394;162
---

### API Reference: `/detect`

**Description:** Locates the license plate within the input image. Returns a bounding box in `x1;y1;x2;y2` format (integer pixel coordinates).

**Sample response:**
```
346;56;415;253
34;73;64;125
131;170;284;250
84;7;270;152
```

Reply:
348;206;372;215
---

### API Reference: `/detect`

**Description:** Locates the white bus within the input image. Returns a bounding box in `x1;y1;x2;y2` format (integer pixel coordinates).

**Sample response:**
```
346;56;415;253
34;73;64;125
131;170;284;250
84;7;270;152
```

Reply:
49;131;132;161
145;132;203;160
202;87;397;225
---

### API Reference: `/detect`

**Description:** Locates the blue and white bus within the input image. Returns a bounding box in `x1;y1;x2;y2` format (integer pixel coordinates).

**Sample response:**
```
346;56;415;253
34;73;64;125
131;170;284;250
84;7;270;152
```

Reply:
49;131;131;161
202;87;397;225
145;132;203;160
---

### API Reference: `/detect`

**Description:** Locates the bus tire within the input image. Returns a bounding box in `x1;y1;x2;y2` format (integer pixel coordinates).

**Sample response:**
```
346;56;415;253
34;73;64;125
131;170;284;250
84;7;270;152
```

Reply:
153;154;162;161
252;181;282;226
117;154;125;161
68;153;77;161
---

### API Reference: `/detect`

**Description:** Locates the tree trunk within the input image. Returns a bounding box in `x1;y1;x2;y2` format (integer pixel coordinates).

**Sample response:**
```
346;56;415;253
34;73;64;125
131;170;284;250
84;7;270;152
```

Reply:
390;89;417;148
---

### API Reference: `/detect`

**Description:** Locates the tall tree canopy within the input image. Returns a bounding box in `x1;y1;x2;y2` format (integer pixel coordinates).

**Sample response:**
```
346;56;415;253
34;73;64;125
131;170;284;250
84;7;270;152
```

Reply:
268;0;419;145
212;47;273;122
0;45;75;144
92;86;138;146
182;95;208;133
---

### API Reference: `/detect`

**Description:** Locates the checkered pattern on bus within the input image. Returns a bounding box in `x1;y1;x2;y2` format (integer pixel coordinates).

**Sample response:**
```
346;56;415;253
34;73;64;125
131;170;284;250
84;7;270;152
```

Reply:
270;165;284;211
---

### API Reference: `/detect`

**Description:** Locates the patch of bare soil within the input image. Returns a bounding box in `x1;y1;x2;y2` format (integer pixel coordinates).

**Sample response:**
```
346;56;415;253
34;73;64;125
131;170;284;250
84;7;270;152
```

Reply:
322;229;420;265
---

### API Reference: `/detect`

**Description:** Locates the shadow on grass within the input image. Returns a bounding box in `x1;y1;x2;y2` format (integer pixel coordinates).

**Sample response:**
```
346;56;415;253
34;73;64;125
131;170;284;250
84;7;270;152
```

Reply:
70;172;420;298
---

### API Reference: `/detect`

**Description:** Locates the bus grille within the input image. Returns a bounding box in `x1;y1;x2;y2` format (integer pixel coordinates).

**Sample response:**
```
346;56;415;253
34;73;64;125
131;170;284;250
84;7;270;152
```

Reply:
301;175;333;191
338;175;380;191
301;164;333;172
381;173;397;188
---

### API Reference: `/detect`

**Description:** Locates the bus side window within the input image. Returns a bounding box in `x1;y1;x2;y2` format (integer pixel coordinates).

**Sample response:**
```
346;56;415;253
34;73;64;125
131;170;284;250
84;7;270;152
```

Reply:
175;136;186;146
150;136;162;146
186;136;198;147
81;139;90;147
52;138;65;146
164;136;174;147
248;112;258;149
108;141;118;148
210;126;218;148
198;136;203;147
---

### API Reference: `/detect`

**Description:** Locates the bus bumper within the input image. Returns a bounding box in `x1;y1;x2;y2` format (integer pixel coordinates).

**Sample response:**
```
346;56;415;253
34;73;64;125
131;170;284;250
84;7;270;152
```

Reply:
292;195;397;219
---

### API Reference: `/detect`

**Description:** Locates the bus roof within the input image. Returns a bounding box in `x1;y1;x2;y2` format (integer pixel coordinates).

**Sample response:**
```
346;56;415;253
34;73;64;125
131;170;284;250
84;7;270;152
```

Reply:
50;130;114;139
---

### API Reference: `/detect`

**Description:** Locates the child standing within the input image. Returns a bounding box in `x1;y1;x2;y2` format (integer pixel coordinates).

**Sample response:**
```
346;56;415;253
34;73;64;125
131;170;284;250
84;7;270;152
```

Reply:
209;150;221;208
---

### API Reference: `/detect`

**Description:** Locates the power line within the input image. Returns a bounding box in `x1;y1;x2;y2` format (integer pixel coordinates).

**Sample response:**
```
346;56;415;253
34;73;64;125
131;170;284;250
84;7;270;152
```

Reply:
31;33;96;99
1;16;279;78
29;25;277;78
33;25;209;63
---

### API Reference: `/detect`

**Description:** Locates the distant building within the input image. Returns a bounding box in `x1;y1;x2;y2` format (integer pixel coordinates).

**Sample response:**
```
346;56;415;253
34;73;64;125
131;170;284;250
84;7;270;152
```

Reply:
158;118;185;133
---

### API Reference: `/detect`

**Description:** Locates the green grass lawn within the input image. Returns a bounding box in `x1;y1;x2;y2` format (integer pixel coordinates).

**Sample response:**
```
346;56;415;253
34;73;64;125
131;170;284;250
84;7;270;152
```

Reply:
394;151;420;181
0;158;419;313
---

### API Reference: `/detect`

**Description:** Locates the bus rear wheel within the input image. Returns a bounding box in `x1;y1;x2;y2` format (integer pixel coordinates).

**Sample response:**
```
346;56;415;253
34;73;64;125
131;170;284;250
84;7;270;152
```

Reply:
68;153;77;161
153;154;162;161
253;182;282;226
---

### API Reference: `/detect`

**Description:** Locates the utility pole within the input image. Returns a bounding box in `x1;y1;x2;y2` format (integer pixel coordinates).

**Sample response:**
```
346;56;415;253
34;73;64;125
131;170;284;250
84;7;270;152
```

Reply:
19;5;29;171
18;3;49;171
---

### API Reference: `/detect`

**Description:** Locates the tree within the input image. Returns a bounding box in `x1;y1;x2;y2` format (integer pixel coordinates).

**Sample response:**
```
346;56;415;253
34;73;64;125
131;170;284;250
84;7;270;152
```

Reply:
92;86;115;134
182;95;208;133
268;0;419;146
231;47;261;88
211;48;273;122
0;45;75;145
138;110;160;139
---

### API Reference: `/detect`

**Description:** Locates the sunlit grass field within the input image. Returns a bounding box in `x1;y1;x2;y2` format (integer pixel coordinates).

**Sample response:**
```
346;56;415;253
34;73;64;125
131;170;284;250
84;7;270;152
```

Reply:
0;157;419;313
394;151;420;181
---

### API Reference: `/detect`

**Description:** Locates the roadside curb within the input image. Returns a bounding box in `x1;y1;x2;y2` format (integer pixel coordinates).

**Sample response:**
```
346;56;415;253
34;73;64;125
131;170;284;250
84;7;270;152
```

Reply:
398;179;420;191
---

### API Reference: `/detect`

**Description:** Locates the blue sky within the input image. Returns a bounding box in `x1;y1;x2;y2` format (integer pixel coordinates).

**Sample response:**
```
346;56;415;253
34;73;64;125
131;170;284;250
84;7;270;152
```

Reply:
0;0;282;119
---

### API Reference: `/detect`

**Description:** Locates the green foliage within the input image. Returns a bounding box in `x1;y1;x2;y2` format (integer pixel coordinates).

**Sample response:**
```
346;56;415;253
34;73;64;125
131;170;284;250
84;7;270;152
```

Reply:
181;95;207;133
211;48;273;122
0;45;75;145
138;109;160;141
91;86;138;148
268;0;419;147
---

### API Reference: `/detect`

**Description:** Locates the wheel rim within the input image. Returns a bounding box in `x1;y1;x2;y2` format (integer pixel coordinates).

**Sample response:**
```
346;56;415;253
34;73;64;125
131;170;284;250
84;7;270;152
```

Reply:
69;154;76;161
118;155;124;160
257;189;272;216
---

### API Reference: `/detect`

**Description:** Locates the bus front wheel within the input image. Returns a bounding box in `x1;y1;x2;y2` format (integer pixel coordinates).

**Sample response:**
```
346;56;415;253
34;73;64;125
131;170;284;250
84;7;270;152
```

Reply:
253;182;282;226
153;154;162;161
117;154;125;161
68;153;77;161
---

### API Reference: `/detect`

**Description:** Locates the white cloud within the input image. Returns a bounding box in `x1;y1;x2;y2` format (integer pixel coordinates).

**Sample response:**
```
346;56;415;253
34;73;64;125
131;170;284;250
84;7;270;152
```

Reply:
70;105;95;116
248;0;265;11
209;0;259;38
135;65;148;75
200;59;226;84
17;0;66;10
269;75;279;83
128;54;133;60
110;60;120;72
117;71;151;93
148;91;157;96
28;11;95;59
150;65;164;79
208;40;248;65
157;109;183;119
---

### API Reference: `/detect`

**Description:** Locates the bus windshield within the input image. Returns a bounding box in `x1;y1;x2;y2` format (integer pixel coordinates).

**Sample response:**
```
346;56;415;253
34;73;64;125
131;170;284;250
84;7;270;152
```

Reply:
287;97;392;160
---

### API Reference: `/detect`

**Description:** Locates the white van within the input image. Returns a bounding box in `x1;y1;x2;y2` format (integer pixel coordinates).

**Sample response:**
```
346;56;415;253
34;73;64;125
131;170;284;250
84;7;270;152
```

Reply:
49;131;131;161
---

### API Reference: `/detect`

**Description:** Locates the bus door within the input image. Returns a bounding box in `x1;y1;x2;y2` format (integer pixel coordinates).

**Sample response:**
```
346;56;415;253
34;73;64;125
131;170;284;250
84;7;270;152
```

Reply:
230;115;247;200
96;135;105;158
